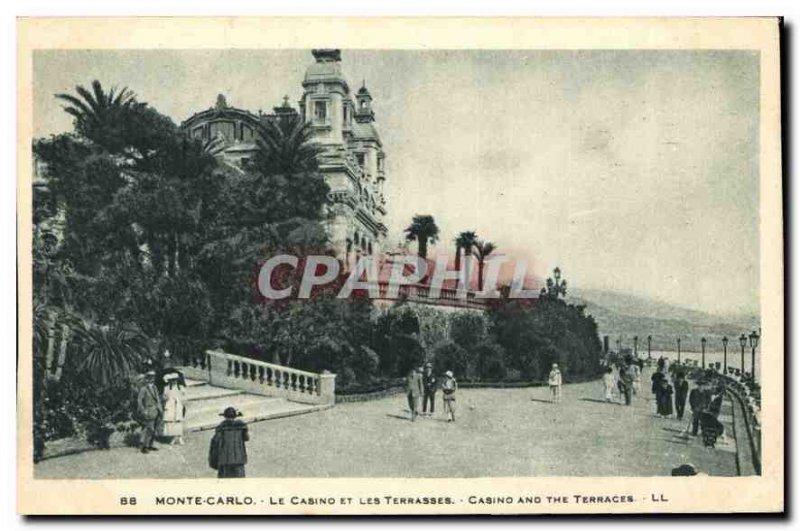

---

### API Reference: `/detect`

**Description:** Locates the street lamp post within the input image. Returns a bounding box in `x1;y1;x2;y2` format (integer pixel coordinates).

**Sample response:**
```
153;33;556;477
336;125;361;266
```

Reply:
616;336;621;354
749;330;760;383
633;336;638;358
677;338;681;364
722;336;728;374
739;334;747;377
647;335;652;360
701;337;707;369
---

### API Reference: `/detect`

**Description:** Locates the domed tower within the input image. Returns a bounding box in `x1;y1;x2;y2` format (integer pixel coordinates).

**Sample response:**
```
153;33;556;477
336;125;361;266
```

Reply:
300;50;388;267
300;49;348;145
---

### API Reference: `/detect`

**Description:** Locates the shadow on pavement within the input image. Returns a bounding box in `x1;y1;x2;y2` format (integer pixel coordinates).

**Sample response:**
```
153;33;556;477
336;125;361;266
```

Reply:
579;398;621;405
529;398;555;404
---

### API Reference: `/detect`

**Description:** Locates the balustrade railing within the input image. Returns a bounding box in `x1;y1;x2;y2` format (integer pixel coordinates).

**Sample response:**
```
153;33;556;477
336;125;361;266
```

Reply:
179;350;336;405
375;281;487;309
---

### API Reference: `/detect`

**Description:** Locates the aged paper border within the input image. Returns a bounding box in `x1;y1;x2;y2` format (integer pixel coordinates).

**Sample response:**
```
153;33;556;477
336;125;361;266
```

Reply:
16;17;784;515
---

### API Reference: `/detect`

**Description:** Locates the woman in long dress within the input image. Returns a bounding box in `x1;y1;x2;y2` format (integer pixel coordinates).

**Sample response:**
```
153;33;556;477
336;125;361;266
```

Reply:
161;374;185;445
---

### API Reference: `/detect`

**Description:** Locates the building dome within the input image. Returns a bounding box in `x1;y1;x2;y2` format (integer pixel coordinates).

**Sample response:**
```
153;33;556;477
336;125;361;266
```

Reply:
303;49;348;89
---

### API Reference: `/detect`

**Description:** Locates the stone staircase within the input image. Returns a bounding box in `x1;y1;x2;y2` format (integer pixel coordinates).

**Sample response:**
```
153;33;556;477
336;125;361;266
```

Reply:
183;378;331;432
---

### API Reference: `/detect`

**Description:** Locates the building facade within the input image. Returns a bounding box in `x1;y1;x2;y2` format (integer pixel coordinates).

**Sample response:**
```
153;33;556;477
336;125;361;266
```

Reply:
180;49;388;266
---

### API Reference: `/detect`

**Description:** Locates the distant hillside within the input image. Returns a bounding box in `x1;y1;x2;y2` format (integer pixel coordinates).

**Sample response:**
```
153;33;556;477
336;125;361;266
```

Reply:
566;288;760;353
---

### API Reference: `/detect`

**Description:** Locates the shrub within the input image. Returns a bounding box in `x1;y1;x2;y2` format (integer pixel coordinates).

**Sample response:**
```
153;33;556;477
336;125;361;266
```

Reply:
37;376;139;448
474;340;507;380
432;340;468;379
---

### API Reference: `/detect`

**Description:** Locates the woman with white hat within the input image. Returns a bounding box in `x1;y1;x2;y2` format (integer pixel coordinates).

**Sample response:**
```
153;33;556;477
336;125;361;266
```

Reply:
441;370;458;422
161;373;186;445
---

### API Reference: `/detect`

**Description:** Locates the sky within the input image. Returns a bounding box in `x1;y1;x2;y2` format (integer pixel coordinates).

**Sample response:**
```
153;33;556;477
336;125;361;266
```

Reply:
33;49;760;317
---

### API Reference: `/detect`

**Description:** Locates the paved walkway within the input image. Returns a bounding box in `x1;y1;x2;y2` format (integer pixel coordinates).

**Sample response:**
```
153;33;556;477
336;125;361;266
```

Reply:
35;371;737;479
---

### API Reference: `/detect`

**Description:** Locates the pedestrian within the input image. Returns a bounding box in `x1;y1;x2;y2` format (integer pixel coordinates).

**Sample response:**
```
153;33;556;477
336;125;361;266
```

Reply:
602;366;616;402
209;407;249;478
631;361;642;395
161;373;186;445
619;358;634;405
136;370;164;454
441;370;458;422
421;362;437;416
548;363;562;403
405;365;424;422
674;371;689;421
699;384;727;446
687;380;711;436
656;377;674;417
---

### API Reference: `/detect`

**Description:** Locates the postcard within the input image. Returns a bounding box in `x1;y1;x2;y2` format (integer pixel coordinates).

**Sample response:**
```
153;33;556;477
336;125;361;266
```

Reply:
17;17;783;514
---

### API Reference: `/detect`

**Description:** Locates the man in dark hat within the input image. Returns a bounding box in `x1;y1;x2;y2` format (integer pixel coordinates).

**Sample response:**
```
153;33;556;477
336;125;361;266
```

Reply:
137;370;164;454
209;407;249;478
421;362;437;416
688;379;711;436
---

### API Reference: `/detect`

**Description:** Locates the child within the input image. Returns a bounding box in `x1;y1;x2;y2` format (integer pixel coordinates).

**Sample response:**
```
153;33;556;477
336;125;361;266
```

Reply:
441;371;458;422
548;363;562;403
602;366;616;402
209;407;249;478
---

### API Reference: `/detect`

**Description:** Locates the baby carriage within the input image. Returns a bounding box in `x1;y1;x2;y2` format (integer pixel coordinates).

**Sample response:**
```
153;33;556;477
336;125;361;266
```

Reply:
699;411;724;448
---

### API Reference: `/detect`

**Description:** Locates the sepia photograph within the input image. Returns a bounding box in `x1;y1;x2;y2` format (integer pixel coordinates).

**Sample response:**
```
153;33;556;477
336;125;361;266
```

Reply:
16;17;783;515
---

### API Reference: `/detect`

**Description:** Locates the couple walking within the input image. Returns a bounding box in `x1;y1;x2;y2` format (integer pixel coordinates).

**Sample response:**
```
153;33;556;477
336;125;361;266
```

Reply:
136;368;186;453
406;363;457;422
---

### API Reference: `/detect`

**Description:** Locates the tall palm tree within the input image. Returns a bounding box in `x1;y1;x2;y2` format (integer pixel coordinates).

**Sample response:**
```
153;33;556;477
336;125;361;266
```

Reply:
404;215;439;260
56;80;138;149
454;231;477;287
472;240;497;292
251;113;322;176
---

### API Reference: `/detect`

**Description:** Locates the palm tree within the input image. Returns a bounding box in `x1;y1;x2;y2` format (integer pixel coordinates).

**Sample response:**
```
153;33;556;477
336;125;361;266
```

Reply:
472;240;497;292
404;215;439;260
71;323;152;387
251;113;322;176
454;231;478;289
56;80;138;150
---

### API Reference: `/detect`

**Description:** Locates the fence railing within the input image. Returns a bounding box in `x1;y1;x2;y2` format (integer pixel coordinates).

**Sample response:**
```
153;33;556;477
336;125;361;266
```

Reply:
374;281;489;310
179;350;336;405
721;374;761;475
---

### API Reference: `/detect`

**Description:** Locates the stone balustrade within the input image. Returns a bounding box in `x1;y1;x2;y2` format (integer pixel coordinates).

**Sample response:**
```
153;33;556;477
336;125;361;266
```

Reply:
375;281;488;310
179;350;336;406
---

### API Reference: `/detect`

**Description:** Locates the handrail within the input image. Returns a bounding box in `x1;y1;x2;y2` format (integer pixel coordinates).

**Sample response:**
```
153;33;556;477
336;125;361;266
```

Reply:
721;374;761;475
178;349;336;405
211;350;321;379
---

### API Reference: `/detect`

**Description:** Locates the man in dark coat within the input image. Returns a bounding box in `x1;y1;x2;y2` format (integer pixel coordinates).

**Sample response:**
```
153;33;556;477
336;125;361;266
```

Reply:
137;371;164;454
406;366;424;421
618;361;634;406
674;371;689;420
688;380;711;436
209;407;249;478
421;363;437;416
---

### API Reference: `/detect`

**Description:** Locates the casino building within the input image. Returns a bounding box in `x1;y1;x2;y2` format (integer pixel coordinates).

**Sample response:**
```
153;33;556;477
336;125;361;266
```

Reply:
180;49;388;267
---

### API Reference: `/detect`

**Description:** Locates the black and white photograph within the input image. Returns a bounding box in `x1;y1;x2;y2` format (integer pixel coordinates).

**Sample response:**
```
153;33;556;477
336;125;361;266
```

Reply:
16;16;784;515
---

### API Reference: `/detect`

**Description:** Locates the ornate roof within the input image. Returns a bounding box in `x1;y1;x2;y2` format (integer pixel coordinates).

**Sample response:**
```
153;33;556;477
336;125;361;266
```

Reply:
180;94;262;130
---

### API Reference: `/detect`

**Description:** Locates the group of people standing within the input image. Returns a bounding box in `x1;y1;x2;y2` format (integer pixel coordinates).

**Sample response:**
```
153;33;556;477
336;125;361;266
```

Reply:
405;363;458;422
649;357;728;446
602;356;643;405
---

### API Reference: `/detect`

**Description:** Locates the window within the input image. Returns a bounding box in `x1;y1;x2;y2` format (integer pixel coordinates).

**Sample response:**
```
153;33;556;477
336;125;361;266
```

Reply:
314;101;328;123
356;152;366;168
